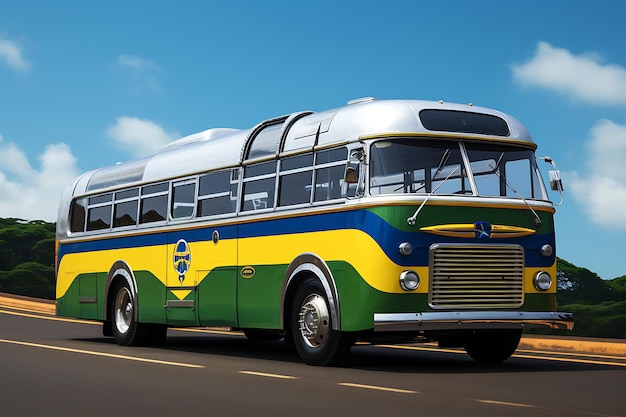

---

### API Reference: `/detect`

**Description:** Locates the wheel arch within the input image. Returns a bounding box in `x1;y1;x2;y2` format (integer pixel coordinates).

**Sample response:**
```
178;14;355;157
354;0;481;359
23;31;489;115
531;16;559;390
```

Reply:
104;260;139;323
281;253;340;331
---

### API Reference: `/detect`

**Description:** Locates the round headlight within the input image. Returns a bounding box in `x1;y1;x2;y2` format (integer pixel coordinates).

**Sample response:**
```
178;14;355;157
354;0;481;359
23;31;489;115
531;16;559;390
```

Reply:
400;270;420;291
534;271;552;291
540;244;553;257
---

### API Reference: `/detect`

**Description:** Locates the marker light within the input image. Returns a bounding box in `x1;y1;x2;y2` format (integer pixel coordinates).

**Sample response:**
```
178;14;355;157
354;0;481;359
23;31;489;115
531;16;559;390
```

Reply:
398;242;413;256
400;270;420;291
533;271;553;291
540;244;553;257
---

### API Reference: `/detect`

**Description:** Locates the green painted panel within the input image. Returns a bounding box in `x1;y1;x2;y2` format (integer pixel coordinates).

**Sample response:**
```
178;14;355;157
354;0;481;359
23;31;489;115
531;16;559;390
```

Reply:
57;279;80;318
524;293;556;311
166;288;198;326
134;271;167;324
78;273;98;319
237;264;286;329
330;261;430;331
198;266;238;327
368;205;554;234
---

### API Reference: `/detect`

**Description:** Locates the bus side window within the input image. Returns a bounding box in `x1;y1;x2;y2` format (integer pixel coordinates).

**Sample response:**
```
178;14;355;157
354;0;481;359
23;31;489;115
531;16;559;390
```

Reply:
140;182;168;224
278;153;313;206
314;148;348;202
242;161;277;211
198;170;236;216
113;188;139;228
70;198;87;233
171;180;196;219
86;193;113;231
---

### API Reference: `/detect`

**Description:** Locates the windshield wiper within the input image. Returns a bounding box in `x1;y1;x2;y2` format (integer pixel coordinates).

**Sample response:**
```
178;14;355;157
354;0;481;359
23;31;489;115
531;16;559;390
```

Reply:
489;162;542;227
407;165;459;226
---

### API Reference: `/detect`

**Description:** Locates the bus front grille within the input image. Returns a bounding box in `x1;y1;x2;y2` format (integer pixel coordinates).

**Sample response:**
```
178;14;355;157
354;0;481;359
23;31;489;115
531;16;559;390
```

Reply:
428;244;524;309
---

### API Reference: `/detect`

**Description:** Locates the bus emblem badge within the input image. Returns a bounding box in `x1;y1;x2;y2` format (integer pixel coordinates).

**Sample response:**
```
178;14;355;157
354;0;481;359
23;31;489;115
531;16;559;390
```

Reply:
173;239;191;284
240;266;255;279
474;221;492;239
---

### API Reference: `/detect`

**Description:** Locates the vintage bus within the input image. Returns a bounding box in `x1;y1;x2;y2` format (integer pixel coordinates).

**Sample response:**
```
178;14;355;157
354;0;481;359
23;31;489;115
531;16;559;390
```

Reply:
56;98;573;365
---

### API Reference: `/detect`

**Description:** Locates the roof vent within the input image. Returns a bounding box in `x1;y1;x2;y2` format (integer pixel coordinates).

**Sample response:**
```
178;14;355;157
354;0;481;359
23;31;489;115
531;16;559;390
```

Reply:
347;97;376;105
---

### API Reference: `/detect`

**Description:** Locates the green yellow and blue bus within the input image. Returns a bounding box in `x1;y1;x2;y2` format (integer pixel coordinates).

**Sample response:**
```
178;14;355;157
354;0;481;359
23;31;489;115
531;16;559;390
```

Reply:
55;98;573;365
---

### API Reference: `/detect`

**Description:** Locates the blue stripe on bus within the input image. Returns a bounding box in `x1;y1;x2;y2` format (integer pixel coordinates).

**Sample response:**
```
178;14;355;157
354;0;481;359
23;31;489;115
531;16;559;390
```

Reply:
57;209;554;268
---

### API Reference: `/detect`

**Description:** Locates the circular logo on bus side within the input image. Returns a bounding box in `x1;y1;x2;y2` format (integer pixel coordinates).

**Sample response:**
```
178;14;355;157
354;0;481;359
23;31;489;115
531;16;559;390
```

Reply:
173;239;191;284
240;266;255;279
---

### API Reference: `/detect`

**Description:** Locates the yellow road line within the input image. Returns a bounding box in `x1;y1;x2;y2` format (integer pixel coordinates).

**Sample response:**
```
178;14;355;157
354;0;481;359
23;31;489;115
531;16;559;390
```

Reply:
239;370;298;379
477;399;534;408
516;348;626;361
378;344;465;355
512;352;626;367
0;338;204;369
377;344;626;367
338;382;417;394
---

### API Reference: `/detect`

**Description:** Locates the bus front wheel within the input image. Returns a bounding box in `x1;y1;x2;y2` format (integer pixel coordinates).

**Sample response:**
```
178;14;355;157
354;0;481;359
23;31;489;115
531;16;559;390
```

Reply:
463;329;522;363
290;278;352;366
110;281;166;346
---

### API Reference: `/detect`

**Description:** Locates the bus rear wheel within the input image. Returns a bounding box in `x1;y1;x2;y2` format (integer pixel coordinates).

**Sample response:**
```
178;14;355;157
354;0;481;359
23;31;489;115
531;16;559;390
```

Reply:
290;278;352;366
463;329;522;363
110;281;166;346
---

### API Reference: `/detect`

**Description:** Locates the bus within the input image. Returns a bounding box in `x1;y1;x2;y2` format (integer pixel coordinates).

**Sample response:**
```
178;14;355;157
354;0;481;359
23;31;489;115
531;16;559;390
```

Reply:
55;98;574;365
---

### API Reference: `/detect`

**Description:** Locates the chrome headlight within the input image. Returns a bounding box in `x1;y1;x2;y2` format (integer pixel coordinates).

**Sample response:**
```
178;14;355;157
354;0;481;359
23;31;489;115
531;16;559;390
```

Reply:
533;271;553;291
400;270;420;291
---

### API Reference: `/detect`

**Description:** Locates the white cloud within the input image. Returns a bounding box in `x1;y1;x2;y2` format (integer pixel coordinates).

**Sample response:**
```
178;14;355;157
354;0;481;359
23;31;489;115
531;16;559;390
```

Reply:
116;54;161;72
0;139;80;222
512;42;626;106
107;116;179;158
569;120;626;230
0;38;30;71
115;54;162;93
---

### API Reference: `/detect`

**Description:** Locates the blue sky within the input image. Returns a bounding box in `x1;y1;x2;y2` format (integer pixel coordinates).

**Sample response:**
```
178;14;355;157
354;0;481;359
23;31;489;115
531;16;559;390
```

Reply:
1;1;625;279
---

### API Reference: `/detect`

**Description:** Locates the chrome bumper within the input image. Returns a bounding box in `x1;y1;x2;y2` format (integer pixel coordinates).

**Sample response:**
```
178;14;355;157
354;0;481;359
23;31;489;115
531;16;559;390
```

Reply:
374;311;574;332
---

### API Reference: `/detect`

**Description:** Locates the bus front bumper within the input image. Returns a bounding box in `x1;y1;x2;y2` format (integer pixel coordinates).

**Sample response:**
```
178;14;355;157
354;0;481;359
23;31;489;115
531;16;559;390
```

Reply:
374;311;574;332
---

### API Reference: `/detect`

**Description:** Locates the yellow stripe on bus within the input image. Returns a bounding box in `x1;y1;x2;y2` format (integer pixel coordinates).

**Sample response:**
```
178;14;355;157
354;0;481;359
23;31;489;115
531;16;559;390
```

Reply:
57;228;555;298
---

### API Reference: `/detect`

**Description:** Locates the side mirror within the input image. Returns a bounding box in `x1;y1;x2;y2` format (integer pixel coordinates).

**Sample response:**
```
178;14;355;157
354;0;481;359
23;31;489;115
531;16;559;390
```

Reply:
344;166;358;184
549;170;564;192
538;156;563;205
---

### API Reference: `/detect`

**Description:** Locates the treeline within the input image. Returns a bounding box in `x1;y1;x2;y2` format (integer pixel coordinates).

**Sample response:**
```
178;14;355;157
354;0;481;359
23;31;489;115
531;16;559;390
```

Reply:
0;218;56;299
555;258;626;339
0;218;625;338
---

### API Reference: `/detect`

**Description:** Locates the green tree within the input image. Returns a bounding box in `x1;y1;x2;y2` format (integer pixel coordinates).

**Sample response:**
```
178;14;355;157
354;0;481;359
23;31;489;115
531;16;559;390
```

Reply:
556;258;613;305
0;263;55;299
607;276;626;298
0;218;56;299
0;218;55;270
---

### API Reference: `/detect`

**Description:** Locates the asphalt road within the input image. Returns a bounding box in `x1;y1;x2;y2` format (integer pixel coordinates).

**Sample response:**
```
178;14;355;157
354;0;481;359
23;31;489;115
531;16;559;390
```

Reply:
1;303;625;417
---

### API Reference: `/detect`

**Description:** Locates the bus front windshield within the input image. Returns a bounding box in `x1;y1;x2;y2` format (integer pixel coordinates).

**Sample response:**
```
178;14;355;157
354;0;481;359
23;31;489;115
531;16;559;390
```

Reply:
369;139;547;200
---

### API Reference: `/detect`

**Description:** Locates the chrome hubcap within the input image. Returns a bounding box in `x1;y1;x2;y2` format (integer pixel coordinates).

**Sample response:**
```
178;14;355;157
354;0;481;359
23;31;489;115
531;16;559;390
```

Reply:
298;294;329;348
114;287;133;334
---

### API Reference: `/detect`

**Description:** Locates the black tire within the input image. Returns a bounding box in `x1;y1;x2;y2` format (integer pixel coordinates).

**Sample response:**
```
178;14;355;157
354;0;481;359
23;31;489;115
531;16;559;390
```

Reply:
110;281;166;346
290;278;352;366
463;329;522;363
243;329;284;342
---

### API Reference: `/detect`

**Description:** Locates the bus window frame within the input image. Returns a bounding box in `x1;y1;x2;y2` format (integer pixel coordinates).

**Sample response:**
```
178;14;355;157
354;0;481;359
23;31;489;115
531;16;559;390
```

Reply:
170;178;197;221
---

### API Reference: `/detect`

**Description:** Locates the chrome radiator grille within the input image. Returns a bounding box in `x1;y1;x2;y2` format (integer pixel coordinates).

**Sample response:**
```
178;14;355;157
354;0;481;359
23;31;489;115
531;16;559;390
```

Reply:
429;244;524;309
